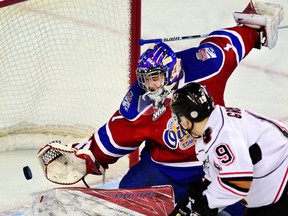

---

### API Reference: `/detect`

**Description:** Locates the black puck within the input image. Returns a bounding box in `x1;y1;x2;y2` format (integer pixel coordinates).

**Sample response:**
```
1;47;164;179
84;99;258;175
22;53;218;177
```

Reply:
23;166;33;180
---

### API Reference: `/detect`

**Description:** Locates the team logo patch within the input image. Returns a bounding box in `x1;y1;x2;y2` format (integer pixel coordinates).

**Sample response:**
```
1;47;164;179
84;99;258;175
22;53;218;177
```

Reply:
152;105;167;121
196;47;217;61
122;91;133;112
163;118;196;150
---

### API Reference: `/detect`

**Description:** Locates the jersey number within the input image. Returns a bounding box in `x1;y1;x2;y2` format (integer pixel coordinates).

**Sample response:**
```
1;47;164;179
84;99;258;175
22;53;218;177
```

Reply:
215;144;235;165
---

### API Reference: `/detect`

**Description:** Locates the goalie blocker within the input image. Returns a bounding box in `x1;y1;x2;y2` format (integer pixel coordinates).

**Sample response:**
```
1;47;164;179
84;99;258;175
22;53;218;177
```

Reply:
38;140;105;185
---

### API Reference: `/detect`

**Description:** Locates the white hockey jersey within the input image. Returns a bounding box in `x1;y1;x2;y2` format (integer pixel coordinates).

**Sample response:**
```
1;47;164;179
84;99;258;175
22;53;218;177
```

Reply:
196;105;288;208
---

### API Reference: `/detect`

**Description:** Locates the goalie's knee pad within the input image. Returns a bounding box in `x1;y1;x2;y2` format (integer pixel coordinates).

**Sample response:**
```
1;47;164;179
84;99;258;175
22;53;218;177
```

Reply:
233;1;284;49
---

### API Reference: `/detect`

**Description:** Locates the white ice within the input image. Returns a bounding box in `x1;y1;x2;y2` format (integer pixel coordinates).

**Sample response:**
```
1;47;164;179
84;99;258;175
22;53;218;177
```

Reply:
0;0;287;215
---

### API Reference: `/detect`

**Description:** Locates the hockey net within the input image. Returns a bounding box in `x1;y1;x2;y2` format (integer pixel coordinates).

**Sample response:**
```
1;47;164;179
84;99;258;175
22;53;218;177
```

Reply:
0;0;140;152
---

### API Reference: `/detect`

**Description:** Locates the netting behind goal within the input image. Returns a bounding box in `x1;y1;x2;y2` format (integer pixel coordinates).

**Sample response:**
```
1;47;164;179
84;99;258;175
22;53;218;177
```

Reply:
0;0;140;151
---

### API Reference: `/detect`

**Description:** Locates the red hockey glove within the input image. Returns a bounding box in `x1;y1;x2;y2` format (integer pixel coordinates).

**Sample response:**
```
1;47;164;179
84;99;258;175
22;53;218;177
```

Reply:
38;140;105;185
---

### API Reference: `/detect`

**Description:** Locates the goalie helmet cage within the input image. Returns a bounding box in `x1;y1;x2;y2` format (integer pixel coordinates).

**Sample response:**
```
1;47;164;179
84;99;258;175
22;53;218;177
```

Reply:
0;0;140;166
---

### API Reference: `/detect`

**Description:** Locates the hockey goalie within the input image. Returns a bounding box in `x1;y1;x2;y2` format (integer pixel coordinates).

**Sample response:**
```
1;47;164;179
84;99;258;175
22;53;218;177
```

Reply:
34;1;284;216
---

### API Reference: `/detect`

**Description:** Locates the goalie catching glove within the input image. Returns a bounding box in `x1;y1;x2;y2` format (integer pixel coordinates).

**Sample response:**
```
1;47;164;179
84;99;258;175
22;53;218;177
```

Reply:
233;1;284;49
38;140;105;185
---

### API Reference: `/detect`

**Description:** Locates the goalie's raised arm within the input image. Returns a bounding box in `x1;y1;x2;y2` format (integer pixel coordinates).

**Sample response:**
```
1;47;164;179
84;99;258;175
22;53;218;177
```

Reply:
37;140;105;185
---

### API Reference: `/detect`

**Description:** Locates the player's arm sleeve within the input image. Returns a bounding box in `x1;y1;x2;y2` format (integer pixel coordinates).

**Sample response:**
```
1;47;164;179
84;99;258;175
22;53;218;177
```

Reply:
197;26;259;105
38;109;144;184
80;110;145;169
203;139;253;209
224;26;260;57
202;26;260;62
76;83;147;170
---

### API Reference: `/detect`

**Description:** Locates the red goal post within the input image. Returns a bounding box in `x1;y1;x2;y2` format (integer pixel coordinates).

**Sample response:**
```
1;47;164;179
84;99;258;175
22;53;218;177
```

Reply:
129;0;141;167
0;0;140;166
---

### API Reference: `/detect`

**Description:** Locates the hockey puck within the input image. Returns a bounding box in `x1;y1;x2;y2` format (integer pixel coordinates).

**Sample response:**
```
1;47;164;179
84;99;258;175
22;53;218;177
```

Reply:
23;166;33;180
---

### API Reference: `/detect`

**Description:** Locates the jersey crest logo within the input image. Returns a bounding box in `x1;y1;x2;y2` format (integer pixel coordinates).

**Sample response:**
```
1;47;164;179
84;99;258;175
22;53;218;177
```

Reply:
122;91;133;112
163;118;196;150
203;127;212;144
196;47;216;61
152;105;167;121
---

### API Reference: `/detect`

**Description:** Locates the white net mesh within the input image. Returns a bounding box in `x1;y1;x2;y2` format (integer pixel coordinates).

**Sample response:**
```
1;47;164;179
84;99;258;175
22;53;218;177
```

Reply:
0;0;132;150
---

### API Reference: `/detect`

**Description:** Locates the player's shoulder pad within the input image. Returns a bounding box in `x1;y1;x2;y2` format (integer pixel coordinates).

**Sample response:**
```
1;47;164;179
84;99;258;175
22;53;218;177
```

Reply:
119;82;150;120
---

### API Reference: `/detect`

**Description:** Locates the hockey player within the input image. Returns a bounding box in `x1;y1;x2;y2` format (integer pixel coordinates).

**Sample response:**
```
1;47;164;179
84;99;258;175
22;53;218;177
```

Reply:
37;1;284;214
169;82;288;216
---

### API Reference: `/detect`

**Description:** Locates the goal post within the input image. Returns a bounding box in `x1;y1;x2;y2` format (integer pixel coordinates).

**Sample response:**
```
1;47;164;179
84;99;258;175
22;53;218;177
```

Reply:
0;0;141;169
128;0;141;167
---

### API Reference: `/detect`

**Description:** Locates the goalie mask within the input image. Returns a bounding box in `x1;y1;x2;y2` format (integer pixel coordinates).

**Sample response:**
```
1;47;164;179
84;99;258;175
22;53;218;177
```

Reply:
170;82;214;125
136;42;183;109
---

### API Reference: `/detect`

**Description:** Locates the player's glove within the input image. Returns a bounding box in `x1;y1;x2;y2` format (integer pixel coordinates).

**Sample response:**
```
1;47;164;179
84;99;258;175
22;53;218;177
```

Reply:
169;195;218;216
169;179;218;216
37;140;105;185
233;1;284;49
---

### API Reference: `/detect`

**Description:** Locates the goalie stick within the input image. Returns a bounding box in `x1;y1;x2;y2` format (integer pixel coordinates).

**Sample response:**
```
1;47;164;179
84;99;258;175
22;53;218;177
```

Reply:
138;33;209;45
278;25;288;30
139;25;288;45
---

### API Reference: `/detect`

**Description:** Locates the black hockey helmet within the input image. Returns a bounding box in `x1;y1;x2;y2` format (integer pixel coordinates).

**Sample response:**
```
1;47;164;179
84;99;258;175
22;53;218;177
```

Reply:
170;82;214;123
